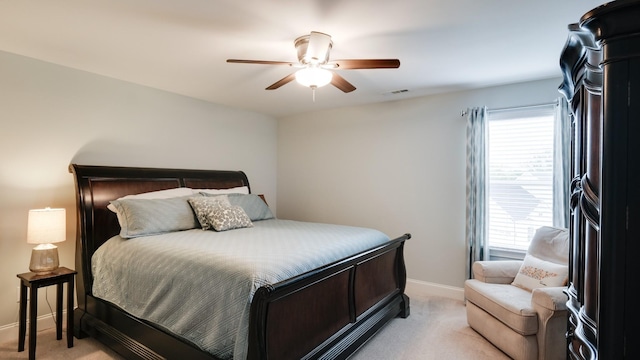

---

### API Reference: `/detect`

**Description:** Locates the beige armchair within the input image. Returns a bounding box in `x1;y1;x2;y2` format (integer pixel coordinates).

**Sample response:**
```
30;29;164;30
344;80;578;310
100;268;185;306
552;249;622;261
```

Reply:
464;226;569;360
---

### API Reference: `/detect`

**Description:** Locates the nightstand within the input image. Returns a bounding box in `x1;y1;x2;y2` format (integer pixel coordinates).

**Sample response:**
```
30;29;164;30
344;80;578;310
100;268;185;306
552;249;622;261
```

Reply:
17;267;76;360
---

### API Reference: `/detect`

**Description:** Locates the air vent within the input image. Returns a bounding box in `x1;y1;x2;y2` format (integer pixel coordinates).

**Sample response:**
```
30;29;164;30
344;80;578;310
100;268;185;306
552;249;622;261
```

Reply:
383;89;410;96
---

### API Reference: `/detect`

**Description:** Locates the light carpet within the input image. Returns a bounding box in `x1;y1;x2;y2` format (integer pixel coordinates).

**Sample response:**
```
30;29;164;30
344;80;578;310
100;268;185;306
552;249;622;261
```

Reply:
0;295;509;359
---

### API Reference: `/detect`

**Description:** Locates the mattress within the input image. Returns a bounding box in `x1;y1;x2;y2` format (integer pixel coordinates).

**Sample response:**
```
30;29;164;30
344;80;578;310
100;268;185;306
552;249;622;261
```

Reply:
91;219;390;359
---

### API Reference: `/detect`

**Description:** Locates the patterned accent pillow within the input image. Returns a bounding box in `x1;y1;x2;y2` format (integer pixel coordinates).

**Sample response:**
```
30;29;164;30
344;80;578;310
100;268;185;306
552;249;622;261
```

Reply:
512;254;568;291
209;205;253;232
188;196;231;230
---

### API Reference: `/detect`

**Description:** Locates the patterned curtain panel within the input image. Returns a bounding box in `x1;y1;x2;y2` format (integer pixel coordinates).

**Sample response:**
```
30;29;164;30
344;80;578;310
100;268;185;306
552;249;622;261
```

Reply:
465;107;488;279
553;97;571;229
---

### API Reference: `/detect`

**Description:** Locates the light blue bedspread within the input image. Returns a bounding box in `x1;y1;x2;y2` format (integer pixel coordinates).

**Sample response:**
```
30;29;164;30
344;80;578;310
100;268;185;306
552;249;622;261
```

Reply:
91;219;390;359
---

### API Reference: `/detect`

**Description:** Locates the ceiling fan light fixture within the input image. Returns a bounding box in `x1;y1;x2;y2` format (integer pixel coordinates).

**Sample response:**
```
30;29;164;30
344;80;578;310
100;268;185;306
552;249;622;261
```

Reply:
295;32;333;65
295;67;333;88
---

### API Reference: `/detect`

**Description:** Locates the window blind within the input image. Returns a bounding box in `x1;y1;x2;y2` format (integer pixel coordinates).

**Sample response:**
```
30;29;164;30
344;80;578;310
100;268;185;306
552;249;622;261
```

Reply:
487;105;555;251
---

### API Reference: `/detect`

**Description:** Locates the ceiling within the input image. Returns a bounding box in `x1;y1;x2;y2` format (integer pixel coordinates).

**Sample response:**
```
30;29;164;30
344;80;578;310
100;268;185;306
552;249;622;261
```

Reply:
0;0;606;118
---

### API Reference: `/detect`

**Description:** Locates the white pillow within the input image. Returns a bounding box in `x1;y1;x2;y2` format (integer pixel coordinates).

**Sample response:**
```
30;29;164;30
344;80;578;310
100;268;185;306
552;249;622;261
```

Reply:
107;187;194;213
196;186;249;195
512;254;568;291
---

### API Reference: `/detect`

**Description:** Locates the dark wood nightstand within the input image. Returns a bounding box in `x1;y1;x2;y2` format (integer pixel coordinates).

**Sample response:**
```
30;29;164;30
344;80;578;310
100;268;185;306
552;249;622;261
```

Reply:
17;267;77;360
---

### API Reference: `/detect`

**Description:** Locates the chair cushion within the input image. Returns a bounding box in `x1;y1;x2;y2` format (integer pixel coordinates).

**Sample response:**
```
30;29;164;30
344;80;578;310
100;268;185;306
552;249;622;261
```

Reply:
465;279;538;335
527;226;569;265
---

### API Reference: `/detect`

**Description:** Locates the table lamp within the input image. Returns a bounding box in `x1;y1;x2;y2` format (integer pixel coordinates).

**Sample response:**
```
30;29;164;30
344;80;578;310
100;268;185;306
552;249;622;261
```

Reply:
27;207;66;274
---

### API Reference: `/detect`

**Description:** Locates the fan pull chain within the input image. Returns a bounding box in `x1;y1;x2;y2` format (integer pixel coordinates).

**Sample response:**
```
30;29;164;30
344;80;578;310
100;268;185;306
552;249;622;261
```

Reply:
311;85;317;102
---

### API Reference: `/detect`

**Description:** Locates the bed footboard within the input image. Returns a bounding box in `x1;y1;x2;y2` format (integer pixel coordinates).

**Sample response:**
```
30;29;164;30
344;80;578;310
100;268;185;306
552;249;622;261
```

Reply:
247;233;410;360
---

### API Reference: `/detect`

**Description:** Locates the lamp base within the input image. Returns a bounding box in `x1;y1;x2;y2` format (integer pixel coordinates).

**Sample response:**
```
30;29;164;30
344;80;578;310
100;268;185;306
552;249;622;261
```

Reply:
29;244;59;274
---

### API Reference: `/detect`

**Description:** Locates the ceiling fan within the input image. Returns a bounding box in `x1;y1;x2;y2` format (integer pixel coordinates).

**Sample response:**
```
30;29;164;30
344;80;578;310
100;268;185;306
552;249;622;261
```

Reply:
227;31;400;94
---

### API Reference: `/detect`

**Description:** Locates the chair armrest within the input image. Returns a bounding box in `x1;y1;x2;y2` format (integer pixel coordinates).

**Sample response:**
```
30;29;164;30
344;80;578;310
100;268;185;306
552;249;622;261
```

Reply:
532;287;569;359
472;260;522;284
531;287;568;312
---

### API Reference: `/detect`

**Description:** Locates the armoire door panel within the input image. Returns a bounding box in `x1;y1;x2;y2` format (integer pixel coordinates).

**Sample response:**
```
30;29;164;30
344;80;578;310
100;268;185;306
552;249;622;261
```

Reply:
560;1;640;359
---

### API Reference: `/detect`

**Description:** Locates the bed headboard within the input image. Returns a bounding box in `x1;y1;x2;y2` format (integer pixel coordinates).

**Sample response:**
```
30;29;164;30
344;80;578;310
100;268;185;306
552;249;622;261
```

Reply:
69;164;250;300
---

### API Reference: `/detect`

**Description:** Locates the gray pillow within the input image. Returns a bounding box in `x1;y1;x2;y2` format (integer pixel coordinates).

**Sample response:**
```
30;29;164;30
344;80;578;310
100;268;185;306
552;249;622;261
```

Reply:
110;196;199;238
226;193;274;221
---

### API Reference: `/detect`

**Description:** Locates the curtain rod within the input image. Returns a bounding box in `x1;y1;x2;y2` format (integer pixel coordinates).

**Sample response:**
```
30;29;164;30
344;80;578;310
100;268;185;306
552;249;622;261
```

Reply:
488;100;558;113
461;99;559;117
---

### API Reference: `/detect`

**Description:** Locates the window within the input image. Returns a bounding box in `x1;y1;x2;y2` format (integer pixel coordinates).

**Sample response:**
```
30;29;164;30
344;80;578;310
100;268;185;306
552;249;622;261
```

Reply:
487;105;556;253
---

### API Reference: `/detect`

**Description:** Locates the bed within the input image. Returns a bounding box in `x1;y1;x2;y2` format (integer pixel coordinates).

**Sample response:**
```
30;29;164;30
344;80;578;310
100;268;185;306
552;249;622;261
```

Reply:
70;164;411;360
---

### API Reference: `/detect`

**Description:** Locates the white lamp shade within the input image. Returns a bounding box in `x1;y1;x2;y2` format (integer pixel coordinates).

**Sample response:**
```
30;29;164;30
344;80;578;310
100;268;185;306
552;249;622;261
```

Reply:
27;208;66;244
295;68;333;88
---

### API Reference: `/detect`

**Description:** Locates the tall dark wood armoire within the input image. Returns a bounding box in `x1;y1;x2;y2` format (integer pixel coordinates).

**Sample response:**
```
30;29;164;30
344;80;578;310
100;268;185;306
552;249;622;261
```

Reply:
559;1;640;359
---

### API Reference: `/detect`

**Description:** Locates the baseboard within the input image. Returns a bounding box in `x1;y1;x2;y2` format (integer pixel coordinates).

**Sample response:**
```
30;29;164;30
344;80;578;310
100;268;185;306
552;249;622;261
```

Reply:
406;278;464;302
0;311;64;345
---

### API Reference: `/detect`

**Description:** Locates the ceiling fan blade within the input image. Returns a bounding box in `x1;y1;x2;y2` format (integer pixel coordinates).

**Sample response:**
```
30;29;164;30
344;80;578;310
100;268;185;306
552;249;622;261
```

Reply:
266;73;296;90
331;59;400;69
227;59;295;66
305;31;332;63
331;73;356;93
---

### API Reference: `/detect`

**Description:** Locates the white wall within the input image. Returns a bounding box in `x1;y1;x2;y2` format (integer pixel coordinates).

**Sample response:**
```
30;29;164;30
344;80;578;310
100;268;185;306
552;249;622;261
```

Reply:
277;77;563;288
0;46;564;334
0;50;277;330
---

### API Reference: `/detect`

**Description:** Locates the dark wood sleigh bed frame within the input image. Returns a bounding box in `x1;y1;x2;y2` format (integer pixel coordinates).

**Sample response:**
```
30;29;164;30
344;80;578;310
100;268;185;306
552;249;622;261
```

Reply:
70;164;411;360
